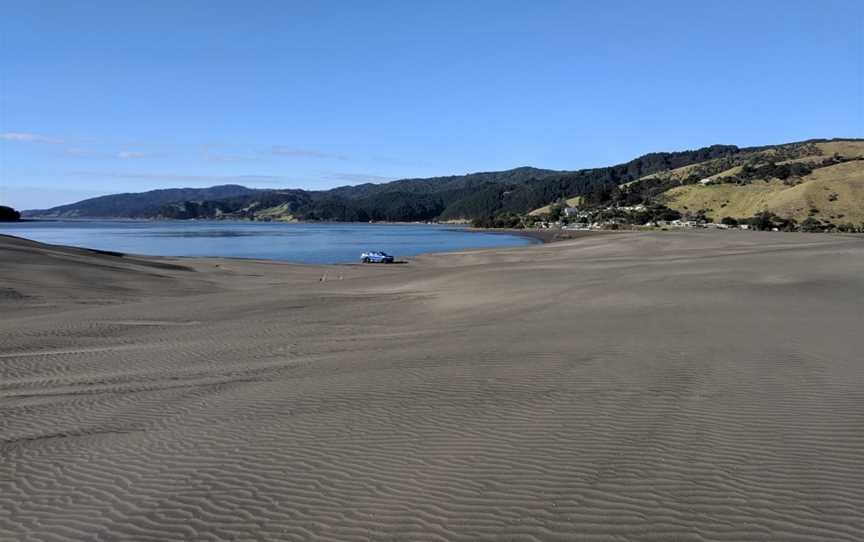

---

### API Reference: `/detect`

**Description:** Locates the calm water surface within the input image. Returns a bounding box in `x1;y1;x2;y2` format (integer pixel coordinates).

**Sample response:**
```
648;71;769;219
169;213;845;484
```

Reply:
0;220;534;264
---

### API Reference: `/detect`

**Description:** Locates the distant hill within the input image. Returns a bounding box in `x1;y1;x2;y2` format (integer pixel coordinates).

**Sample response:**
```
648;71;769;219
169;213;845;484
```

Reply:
167;145;748;222
24;147;744;222
155;167;572;222
528;139;864;228
25;185;262;218
656;140;864;224
25;140;861;225
160;145;752;222
0;205;21;222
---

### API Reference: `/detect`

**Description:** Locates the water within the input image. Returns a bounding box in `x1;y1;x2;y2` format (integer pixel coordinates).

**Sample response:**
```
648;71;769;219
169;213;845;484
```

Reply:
0;220;534;264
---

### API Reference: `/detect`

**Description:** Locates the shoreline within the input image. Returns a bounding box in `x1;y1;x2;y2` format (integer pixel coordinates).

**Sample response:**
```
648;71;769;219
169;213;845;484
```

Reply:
468;227;617;244
0;223;547;266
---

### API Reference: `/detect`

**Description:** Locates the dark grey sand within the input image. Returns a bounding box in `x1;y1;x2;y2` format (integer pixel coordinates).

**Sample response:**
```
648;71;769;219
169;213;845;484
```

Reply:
1;231;863;541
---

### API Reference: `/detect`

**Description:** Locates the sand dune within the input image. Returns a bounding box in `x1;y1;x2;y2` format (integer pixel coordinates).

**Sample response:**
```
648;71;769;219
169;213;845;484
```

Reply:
2;231;863;540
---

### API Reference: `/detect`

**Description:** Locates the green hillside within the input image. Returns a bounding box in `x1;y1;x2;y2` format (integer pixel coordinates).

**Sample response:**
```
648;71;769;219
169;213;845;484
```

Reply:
25;145;740;223
25;139;863;226
658;141;864;224
530;139;864;229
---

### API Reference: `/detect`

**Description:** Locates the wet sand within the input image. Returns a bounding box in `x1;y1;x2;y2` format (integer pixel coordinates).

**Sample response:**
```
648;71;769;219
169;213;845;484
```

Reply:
470;227;609;244
2;231;863;541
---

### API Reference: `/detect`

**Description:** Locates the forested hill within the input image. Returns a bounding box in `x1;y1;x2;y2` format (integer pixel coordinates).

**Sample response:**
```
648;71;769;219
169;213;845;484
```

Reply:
27;143;785;222
26;185;262;219
0;206;21;221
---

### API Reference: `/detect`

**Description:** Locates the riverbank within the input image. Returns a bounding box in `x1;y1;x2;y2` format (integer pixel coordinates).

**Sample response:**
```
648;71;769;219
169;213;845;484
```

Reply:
469;227;620;244
0;221;533;264
2;231;863;540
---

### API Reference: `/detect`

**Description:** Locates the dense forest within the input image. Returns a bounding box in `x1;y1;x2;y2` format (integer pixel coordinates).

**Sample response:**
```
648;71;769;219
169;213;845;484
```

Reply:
0;206;21;221
26;185;261;219
26;141;848;223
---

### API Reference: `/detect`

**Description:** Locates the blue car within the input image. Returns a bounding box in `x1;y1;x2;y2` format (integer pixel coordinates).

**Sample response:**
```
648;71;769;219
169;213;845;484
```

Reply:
360;251;395;264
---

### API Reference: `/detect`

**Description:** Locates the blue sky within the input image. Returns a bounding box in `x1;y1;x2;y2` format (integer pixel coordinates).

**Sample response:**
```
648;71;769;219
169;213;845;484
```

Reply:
1;0;862;209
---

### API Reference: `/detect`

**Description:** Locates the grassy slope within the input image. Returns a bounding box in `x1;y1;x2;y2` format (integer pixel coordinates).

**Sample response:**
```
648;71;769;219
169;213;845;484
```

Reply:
661;159;864;223
816;140;864;157
253;203;297;222
661;180;788;219
526;141;856;216
529;196;582;216
557;139;864;224
770;161;864;222
624;162;706;185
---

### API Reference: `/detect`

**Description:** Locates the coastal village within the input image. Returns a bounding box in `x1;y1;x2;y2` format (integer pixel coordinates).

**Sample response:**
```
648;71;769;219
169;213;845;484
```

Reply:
524;204;864;233
533;204;755;231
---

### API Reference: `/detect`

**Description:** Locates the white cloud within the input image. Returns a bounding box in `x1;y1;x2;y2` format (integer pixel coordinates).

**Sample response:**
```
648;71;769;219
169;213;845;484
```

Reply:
0;132;64;144
204;153;252;163
62;148;157;159
271;146;349;160
69;171;287;185
116;151;151;159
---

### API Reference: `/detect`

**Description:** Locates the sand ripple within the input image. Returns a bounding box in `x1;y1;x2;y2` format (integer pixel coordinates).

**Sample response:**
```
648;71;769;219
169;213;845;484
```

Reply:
2;232;863;540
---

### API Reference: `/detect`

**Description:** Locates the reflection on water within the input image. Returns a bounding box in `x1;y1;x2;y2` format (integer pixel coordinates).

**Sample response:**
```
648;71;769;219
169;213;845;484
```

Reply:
1;220;534;264
126;230;301;238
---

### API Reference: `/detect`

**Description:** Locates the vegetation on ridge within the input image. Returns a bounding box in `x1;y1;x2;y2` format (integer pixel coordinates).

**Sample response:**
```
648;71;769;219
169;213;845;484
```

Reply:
0;206;21;222
524;139;864;232
23;139;864;232
24;146;743;222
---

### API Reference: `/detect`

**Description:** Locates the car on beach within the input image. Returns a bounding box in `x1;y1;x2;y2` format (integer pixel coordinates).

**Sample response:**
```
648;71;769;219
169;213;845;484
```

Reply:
360;251;395;264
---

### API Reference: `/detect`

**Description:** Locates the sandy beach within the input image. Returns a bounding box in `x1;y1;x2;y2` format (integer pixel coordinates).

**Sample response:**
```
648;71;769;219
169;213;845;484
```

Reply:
2;231;863;541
